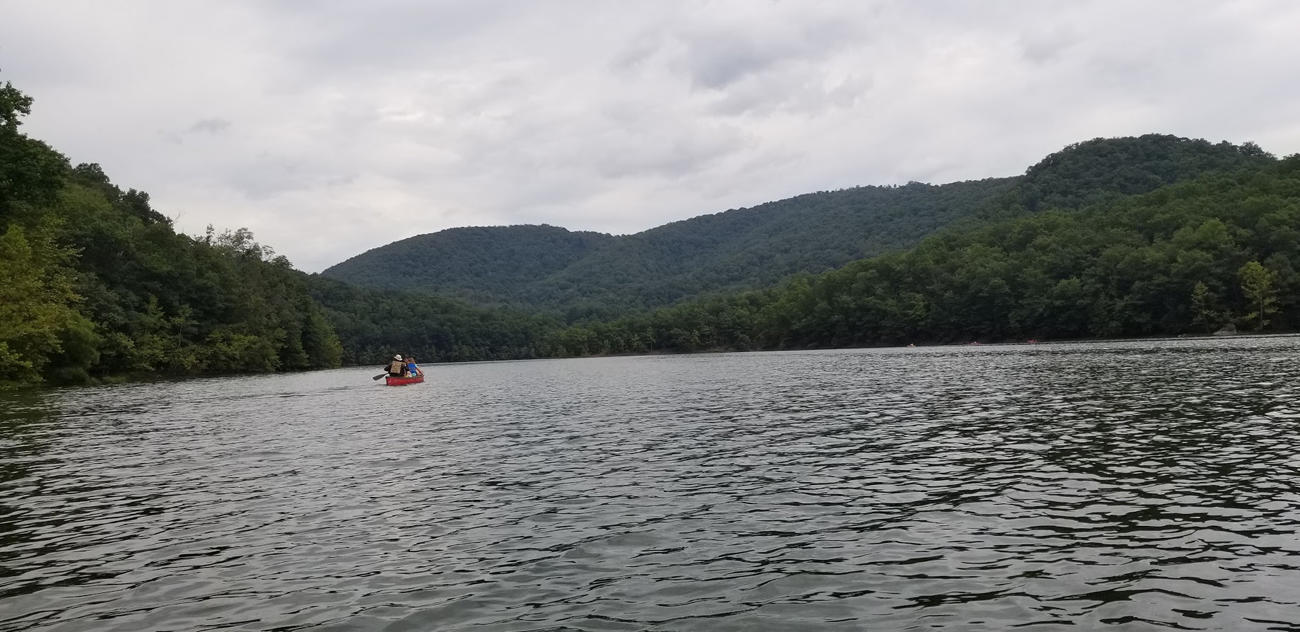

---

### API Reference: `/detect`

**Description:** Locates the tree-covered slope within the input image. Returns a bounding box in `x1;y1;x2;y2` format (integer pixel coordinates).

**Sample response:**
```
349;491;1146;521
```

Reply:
1;81;343;386
525;178;1017;319
989;134;1275;217
322;134;1273;321
10;67;1291;384
320;224;614;304
323;177;1018;317
542;155;1300;356
318;148;1298;364
307;276;559;365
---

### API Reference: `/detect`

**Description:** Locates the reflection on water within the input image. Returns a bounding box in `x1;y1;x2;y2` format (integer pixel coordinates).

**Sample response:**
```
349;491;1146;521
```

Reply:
2;337;1300;630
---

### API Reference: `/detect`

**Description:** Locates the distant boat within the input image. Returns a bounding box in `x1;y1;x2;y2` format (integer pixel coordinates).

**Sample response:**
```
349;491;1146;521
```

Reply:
385;375;425;386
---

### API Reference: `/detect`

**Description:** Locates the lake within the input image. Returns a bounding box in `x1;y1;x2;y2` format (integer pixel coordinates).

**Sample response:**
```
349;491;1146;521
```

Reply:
2;337;1299;630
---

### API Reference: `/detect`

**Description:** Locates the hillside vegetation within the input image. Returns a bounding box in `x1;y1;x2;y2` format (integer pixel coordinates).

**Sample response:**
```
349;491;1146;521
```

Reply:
323;134;1272;322
312;133;1289;364
528;179;1017;320
5;71;1294;386
1;81;342;386
324;179;1019;316
307;276;556;365
322;225;614;305
544;157;1300;355
1004;135;1275;214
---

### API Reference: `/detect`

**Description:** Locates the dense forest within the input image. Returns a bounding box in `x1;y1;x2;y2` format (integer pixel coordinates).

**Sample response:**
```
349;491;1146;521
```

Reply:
542;158;1300;355
4;73;1297;388
320;225;615;307
1;81;343;387
323;179;1019;318
307;276;557;365
324;135;1274;322
320;134;1296;360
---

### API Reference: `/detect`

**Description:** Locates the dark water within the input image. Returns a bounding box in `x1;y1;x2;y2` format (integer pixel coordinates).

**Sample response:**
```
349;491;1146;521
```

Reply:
3;338;1300;631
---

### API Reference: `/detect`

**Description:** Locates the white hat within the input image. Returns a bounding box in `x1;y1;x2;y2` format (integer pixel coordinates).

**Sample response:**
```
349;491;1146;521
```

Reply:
394;354;403;361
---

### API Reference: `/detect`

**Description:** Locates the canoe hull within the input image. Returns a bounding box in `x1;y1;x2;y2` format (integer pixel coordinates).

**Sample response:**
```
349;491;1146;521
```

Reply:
385;375;425;386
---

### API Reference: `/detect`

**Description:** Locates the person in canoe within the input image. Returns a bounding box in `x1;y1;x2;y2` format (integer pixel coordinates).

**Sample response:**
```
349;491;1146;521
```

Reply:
385;354;408;377
406;355;423;378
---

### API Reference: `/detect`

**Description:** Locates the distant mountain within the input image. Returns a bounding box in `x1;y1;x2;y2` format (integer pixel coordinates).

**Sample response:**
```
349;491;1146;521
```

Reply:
526;178;1016;319
322;179;1017;317
992;134;1274;216
321;225;614;305
2;80;344;386
320;134;1275;321
544;153;1300;355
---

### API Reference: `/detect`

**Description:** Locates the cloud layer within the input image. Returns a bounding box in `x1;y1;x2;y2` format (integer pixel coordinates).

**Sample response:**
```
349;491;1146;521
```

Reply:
4;1;1299;271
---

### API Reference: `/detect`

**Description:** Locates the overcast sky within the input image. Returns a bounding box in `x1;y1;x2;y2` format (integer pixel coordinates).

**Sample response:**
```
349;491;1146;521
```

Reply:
3;1;1299;271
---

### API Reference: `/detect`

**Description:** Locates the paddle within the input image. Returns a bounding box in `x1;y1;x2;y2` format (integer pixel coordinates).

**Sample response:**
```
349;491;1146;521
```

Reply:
375;356;403;380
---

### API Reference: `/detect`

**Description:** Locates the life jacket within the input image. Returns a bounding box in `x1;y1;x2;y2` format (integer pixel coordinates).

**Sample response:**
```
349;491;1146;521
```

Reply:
389;360;405;375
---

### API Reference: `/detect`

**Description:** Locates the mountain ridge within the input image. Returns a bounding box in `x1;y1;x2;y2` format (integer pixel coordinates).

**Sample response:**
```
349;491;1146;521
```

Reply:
320;134;1275;321
322;178;1019;316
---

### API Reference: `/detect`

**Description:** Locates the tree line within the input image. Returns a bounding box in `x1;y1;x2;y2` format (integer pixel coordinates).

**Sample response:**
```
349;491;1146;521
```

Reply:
541;160;1299;355
5;73;1297;388
322;134;1274;324
321;180;1021;320
2;81;342;387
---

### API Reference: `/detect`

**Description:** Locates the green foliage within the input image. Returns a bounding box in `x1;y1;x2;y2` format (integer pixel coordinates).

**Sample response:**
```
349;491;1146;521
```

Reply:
6;73;1298;384
1189;281;1224;334
1;82;69;224
1238;260;1278;331
540;156;1300;356
324;135;1273;323
322;225;615;305
323;180;1017;318
308;276;556;365
998;134;1275;216
0;79;344;386
0;224;95;384
0;81;33;130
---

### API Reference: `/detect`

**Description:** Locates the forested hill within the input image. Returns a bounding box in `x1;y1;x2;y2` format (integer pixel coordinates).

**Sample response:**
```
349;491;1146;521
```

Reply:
8;68;1292;386
525;178;1014;319
1;81;343;386
311;147;1299;366
543;155;1300;356
321;225;614;305
990;134;1276;217
321;134;1272;320
323;179;1017;317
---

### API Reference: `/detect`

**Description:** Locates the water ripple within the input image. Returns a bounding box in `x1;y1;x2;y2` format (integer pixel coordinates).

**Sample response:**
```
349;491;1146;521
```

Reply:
2;337;1300;630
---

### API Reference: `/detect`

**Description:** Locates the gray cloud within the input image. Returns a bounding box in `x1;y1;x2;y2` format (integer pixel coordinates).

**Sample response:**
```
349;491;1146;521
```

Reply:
3;1;1299;272
188;118;231;134
680;32;781;89
1019;26;1080;64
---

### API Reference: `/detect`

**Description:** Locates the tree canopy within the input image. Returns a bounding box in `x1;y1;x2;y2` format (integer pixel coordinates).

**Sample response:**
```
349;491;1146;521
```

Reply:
4;72;1295;388
541;158;1300;356
323;134;1274;323
322;179;1018;319
1;81;342;387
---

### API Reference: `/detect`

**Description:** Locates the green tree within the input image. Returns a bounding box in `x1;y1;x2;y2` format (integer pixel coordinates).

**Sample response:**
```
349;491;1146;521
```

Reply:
1;81;68;222
0;224;96;384
1238;260;1277;331
1189;281;1223;334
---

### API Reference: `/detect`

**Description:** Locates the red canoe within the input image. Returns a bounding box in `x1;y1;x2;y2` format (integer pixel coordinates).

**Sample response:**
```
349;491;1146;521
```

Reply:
385;375;425;386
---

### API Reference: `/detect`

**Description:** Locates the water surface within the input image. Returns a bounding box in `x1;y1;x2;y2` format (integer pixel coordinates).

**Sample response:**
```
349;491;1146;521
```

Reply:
2;338;1300;630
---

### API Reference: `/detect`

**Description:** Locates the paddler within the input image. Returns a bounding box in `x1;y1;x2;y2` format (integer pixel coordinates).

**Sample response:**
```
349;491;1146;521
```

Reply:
386;354;407;377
